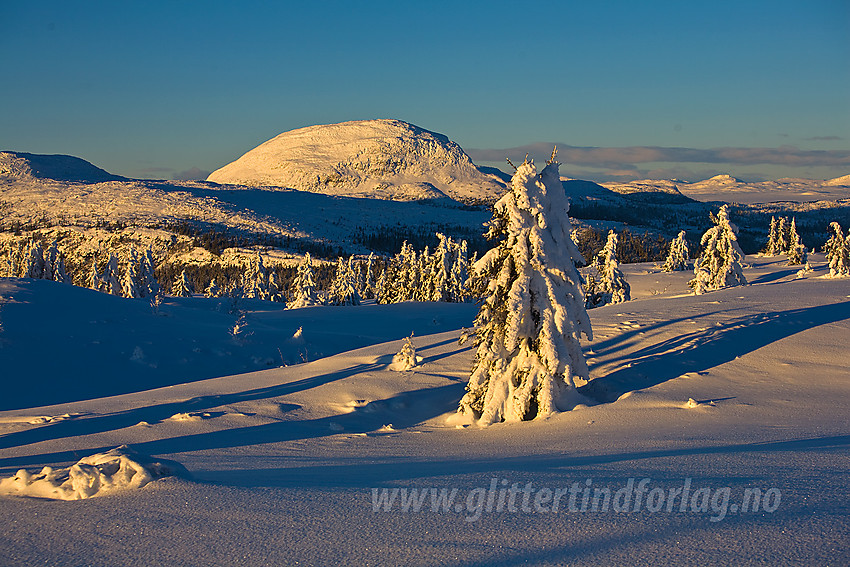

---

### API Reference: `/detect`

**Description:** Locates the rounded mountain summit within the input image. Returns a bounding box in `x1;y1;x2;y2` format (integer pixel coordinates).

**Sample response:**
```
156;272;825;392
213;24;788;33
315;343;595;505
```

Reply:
207;119;506;204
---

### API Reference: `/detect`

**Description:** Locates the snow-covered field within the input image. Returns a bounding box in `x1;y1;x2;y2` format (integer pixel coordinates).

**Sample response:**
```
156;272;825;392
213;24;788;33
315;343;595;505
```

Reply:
1;255;848;565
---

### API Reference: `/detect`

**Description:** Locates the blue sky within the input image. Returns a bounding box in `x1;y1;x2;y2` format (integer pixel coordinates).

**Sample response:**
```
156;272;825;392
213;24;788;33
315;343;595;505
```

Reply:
1;1;848;182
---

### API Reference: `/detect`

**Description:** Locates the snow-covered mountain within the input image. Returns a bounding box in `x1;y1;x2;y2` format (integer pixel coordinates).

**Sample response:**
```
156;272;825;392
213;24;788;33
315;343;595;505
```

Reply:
207;119;507;204
0;151;122;183
606;173;850;204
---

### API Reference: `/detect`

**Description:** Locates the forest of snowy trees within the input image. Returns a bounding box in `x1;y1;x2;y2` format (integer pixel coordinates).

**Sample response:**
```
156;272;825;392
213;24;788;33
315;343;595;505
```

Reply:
2;211;850;311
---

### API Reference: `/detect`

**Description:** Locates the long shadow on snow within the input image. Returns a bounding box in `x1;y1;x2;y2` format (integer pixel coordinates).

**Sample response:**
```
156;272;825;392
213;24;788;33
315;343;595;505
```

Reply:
0;337;465;452
0;380;467;473
172;433;850;488
0;362;385;451
580;301;850;402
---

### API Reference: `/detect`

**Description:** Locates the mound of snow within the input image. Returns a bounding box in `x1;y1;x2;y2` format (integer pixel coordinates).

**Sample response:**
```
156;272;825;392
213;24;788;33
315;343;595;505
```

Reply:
0;445;185;500
0;151;121;183
207;119;506;204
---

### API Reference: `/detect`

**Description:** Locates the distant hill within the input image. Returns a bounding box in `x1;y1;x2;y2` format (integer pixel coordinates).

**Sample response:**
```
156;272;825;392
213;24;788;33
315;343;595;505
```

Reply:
207;119;506;204
0;151;122;183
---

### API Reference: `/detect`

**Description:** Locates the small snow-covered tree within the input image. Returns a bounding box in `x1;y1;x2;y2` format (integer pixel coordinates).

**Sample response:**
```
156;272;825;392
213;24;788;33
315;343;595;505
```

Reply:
662;231;690;272
290;253;321;308
389;333;420;371
171;269;194;297
586;230;630;307
457;152;592;425
689;205;747;294
204;278;221;298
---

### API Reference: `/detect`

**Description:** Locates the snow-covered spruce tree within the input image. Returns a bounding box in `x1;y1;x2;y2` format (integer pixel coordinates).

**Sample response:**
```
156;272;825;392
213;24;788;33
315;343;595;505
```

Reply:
44;240;70;283
430;233;453;302
828;231;849;278
457;153;593;425
100;253;122;296
204;278;221;298
389;333;420;371
450;238;470;302
786;218;807;266
776;217;790;255
139;246;159;298
362;252;376;300
268;270;285;303
171;269;194;297
823;222;845;266
242;252;269;300
662;230;690;272
20;241;45;279
587;230;630;307
2;242;20;277
290;252;321;308
328;257;361;306
764;216;780;256
689;204;747;294
120;247;141;299
87;258;101;291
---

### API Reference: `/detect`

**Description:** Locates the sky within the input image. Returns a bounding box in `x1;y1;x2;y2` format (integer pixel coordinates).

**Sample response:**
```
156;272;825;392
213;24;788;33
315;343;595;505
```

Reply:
1;0;848;183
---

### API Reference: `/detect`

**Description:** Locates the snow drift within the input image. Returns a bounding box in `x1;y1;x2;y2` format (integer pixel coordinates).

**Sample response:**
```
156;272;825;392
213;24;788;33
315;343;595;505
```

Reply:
207;119;506;204
0;445;184;500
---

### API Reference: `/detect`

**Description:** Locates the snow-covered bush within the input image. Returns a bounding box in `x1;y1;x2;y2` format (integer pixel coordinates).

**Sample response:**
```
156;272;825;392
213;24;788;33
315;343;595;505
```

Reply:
689;205;747;294
457;152;592;425
389;334;421;371
661;230;690;272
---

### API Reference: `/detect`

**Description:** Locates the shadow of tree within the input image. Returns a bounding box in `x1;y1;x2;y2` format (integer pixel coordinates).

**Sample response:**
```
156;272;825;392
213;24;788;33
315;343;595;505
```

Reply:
580;301;850;402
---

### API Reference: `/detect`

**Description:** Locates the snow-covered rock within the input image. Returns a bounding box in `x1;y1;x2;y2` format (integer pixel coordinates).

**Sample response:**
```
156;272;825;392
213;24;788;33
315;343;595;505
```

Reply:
207;119;506;204
0;151;121;183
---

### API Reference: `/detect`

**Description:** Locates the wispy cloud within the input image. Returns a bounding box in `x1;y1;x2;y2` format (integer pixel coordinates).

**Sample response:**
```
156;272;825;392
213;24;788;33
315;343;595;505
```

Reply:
466;143;850;169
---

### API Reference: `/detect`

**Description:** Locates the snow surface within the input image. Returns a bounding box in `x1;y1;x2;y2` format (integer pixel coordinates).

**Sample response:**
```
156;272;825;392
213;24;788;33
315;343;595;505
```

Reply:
1;255;848;565
207;119;507;204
